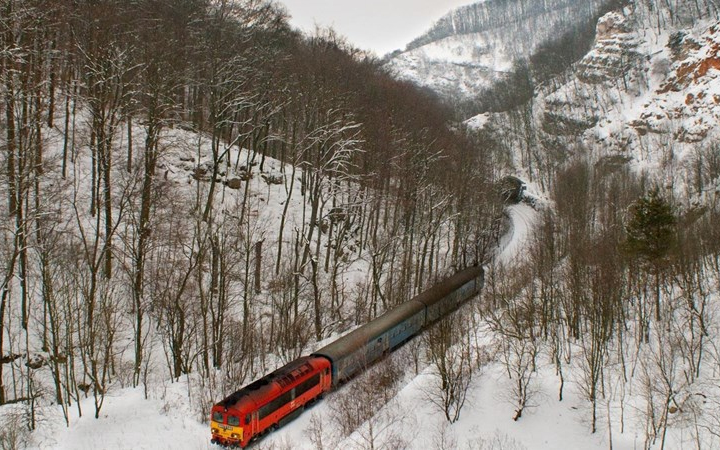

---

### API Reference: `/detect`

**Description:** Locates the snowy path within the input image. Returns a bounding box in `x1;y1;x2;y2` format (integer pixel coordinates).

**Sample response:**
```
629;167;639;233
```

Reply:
495;203;538;265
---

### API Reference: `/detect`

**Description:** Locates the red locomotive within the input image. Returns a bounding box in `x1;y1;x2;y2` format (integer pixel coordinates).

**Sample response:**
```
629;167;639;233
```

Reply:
210;356;331;447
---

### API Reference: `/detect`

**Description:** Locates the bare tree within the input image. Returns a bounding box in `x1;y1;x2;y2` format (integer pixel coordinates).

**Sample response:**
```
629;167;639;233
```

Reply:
423;314;477;423
329;359;410;450
485;263;540;421
73;2;136;280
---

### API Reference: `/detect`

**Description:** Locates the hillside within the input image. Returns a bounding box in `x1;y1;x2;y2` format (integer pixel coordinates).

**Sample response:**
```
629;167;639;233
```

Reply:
0;1;503;447
3;0;720;449
448;1;720;449
385;0;622;114
481;2;720;197
260;2;720;449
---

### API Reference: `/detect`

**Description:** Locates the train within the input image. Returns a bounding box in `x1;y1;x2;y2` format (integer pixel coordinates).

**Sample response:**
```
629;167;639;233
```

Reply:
210;265;484;448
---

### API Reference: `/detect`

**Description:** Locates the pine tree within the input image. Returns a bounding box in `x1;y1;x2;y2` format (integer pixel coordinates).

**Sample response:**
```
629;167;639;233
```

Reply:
623;187;677;322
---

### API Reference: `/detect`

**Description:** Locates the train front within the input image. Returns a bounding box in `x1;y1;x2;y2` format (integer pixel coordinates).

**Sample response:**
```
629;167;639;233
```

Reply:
210;405;246;447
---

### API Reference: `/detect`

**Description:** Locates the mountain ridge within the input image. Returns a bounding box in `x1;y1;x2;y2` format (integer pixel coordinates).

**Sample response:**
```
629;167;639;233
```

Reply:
386;0;622;113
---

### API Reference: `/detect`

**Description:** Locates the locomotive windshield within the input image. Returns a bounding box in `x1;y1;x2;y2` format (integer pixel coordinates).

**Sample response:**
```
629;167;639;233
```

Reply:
212;411;223;423
228;415;240;427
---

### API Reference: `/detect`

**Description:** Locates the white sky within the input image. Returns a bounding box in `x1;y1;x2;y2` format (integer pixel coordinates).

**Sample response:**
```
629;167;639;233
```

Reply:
277;0;477;56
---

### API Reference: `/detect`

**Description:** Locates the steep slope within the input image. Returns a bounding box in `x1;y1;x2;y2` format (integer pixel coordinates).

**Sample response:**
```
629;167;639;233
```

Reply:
0;2;504;447
385;0;621;111
527;6;720;197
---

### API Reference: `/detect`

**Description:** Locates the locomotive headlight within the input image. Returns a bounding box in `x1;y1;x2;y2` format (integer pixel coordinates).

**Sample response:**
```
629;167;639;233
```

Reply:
211;428;218;434
231;433;239;439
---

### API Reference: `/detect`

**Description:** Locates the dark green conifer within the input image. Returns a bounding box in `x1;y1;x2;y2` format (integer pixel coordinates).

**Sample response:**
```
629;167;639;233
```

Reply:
624;187;677;262
623;187;677;322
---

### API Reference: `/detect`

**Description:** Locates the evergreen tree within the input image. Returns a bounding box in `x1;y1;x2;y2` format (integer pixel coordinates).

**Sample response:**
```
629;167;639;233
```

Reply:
623;187;677;322
624;188;677;262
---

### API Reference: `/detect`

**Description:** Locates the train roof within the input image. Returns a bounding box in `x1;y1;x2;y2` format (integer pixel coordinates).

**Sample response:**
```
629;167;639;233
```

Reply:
215;356;326;411
312;266;483;363
311;299;425;364
412;265;483;308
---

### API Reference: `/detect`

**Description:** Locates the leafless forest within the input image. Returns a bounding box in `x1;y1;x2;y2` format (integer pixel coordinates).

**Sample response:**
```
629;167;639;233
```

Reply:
0;0;502;438
475;1;720;447
1;0;720;448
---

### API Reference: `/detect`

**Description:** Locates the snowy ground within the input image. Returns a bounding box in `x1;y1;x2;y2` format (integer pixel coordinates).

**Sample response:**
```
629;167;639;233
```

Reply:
26;204;563;450
29;375;208;449
26;201;715;450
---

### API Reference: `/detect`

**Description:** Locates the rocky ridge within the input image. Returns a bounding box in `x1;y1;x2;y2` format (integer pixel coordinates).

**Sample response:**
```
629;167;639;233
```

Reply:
492;6;720;198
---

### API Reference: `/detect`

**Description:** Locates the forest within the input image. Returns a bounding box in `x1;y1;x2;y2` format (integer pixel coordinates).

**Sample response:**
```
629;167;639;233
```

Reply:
405;0;620;51
473;1;720;447
0;0;503;440
2;0;720;448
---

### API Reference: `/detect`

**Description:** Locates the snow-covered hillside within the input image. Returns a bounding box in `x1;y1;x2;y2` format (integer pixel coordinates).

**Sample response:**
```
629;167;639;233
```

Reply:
385;0;617;104
379;2;720;450
28;205;543;450
489;4;720;197
5;1;720;449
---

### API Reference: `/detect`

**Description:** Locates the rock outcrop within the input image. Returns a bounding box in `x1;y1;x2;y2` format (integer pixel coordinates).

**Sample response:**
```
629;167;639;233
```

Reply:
577;12;641;84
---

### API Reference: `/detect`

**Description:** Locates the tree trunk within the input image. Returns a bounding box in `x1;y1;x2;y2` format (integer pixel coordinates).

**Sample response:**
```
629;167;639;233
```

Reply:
102;138;113;279
655;266;662;323
132;122;159;386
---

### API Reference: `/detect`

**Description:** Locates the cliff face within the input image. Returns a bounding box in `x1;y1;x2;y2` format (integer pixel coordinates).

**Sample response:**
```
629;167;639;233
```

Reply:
494;3;720;199
651;24;720;144
540;12;642;137
543;10;720;147
576;12;641;84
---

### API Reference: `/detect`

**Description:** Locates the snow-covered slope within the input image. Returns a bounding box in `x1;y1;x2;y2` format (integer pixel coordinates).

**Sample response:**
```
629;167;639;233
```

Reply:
526;7;720;197
12;3;720;450
385;0;617;103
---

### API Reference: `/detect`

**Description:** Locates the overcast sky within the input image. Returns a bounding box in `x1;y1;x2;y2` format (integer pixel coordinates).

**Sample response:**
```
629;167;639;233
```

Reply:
278;0;476;56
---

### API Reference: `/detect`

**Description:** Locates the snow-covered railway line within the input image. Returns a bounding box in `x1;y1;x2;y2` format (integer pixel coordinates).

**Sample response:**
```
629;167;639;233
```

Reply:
496;202;538;265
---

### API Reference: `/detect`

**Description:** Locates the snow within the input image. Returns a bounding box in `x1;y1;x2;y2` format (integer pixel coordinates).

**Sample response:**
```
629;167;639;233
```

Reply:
386;31;512;100
9;6;720;450
385;0;613;102
32;381;211;450
538;14;720;197
464;113;490;130
17;134;718;450
495;204;537;265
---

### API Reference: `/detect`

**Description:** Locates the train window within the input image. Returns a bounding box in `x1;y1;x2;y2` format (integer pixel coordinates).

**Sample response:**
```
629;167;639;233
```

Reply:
245;414;251;425
228;415;240;427
212;411;223;423
296;374;320;397
259;402;273;420
259;391;294;420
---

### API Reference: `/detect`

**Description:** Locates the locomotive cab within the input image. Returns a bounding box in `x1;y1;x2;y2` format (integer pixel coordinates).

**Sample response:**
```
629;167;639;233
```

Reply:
210;407;246;447
210;356;332;447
